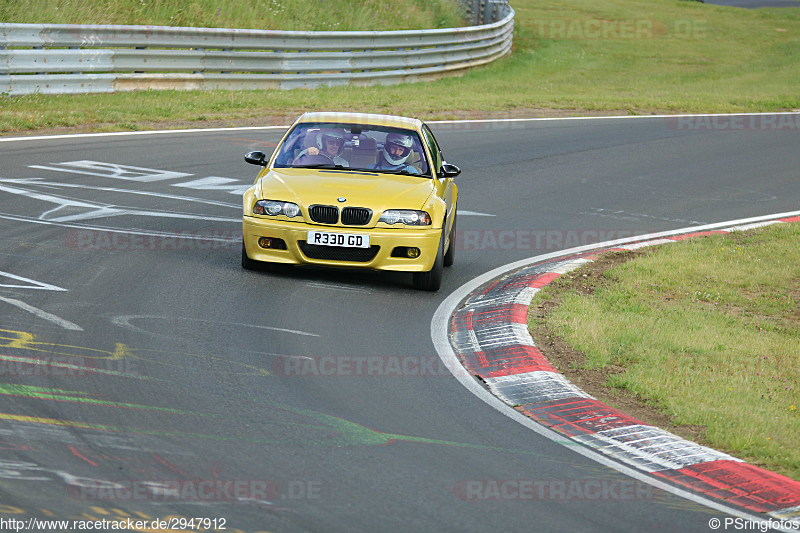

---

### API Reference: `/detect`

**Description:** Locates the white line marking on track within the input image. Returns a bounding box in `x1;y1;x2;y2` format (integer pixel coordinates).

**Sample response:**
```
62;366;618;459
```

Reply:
0;270;68;291
0;297;83;331
432;209;800;529
457;210;495;217
0;182;239;224
262;353;314;361
1;125;290;143
428;111;800;125
3;112;797;143
30;161;192;182
305;281;371;293
0;178;241;209
0;212;241;242
172;176;250;196
112;315;319;338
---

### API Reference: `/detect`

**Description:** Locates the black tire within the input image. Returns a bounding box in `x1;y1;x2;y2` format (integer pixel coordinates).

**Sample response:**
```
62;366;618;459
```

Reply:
413;229;444;291
443;212;456;268
241;241;259;270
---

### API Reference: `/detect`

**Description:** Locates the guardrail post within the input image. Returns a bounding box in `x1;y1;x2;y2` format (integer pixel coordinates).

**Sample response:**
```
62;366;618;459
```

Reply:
193;47;203;73
0;43;8;96
32;45;44;75
483;0;495;27
135;46;146;73
221;48;231;74
464;0;483;25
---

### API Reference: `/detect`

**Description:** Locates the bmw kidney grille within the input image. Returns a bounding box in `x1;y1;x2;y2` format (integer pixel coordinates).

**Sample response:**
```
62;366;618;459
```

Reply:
308;205;371;226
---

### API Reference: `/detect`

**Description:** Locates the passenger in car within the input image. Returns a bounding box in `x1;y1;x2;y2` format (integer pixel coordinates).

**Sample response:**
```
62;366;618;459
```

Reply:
369;133;420;175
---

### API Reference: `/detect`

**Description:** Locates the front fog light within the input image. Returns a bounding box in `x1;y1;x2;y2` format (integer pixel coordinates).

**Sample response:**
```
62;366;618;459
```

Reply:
258;237;287;250
407;248;420;258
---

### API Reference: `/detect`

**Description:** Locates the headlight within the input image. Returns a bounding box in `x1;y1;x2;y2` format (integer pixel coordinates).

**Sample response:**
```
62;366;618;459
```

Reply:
378;210;432;226
253;200;301;218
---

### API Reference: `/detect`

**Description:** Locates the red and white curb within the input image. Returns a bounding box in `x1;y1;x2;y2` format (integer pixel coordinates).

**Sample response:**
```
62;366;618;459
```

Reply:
437;212;800;524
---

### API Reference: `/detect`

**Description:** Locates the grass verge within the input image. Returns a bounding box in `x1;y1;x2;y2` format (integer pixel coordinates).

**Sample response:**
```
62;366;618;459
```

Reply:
2;0;800;133
528;221;800;480
0;0;464;31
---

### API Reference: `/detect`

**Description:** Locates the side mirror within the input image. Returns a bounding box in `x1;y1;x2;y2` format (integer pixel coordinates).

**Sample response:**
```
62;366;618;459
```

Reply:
440;163;461;178
244;151;267;166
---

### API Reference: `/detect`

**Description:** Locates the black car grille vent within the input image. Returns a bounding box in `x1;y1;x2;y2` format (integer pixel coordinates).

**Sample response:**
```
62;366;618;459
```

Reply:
309;205;339;224
298;242;380;262
341;207;372;226
308;205;372;226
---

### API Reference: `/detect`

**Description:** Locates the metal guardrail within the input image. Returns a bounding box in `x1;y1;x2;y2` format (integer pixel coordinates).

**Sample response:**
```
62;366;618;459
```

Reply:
0;3;513;96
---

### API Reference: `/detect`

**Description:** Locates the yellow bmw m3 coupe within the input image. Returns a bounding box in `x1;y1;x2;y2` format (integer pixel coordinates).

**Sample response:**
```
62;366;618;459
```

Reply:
242;112;460;291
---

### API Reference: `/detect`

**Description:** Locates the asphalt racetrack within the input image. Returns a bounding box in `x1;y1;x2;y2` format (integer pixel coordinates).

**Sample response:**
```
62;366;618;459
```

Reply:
0;113;798;532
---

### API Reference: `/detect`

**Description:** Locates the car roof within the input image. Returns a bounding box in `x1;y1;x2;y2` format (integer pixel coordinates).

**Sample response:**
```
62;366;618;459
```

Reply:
295;112;423;131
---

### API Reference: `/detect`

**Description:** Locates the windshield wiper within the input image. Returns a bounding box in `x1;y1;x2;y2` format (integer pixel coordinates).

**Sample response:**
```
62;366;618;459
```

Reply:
370;168;428;177
290;163;341;170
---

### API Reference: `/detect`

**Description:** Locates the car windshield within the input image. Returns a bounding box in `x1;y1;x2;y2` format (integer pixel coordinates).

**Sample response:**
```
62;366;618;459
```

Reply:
272;122;431;177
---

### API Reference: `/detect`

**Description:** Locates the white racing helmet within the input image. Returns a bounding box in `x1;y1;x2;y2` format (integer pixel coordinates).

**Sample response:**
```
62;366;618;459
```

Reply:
317;128;346;156
383;133;413;166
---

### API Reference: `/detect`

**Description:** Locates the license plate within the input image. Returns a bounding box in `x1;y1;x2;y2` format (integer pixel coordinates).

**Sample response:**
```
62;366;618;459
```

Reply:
307;231;370;248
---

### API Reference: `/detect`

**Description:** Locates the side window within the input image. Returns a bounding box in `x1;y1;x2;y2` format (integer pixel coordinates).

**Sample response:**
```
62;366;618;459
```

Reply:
409;134;429;175
274;125;308;166
422;125;443;176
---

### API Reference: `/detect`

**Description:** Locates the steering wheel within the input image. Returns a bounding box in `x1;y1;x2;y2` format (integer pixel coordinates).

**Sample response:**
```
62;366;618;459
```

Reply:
293;151;335;165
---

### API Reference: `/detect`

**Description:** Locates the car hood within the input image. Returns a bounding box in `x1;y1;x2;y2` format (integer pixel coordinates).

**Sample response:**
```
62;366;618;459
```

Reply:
257;168;435;211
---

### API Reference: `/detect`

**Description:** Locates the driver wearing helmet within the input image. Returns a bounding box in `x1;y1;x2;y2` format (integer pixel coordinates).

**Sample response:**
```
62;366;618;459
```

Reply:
293;128;349;167
370;132;420;175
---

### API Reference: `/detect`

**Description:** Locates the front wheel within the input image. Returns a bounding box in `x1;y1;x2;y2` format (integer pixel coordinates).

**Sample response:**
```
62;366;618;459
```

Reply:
443;212;456;268
412;230;444;291
242;241;259;270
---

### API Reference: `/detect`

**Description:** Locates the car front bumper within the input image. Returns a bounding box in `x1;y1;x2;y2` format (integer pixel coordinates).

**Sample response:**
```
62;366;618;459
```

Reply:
243;216;441;272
